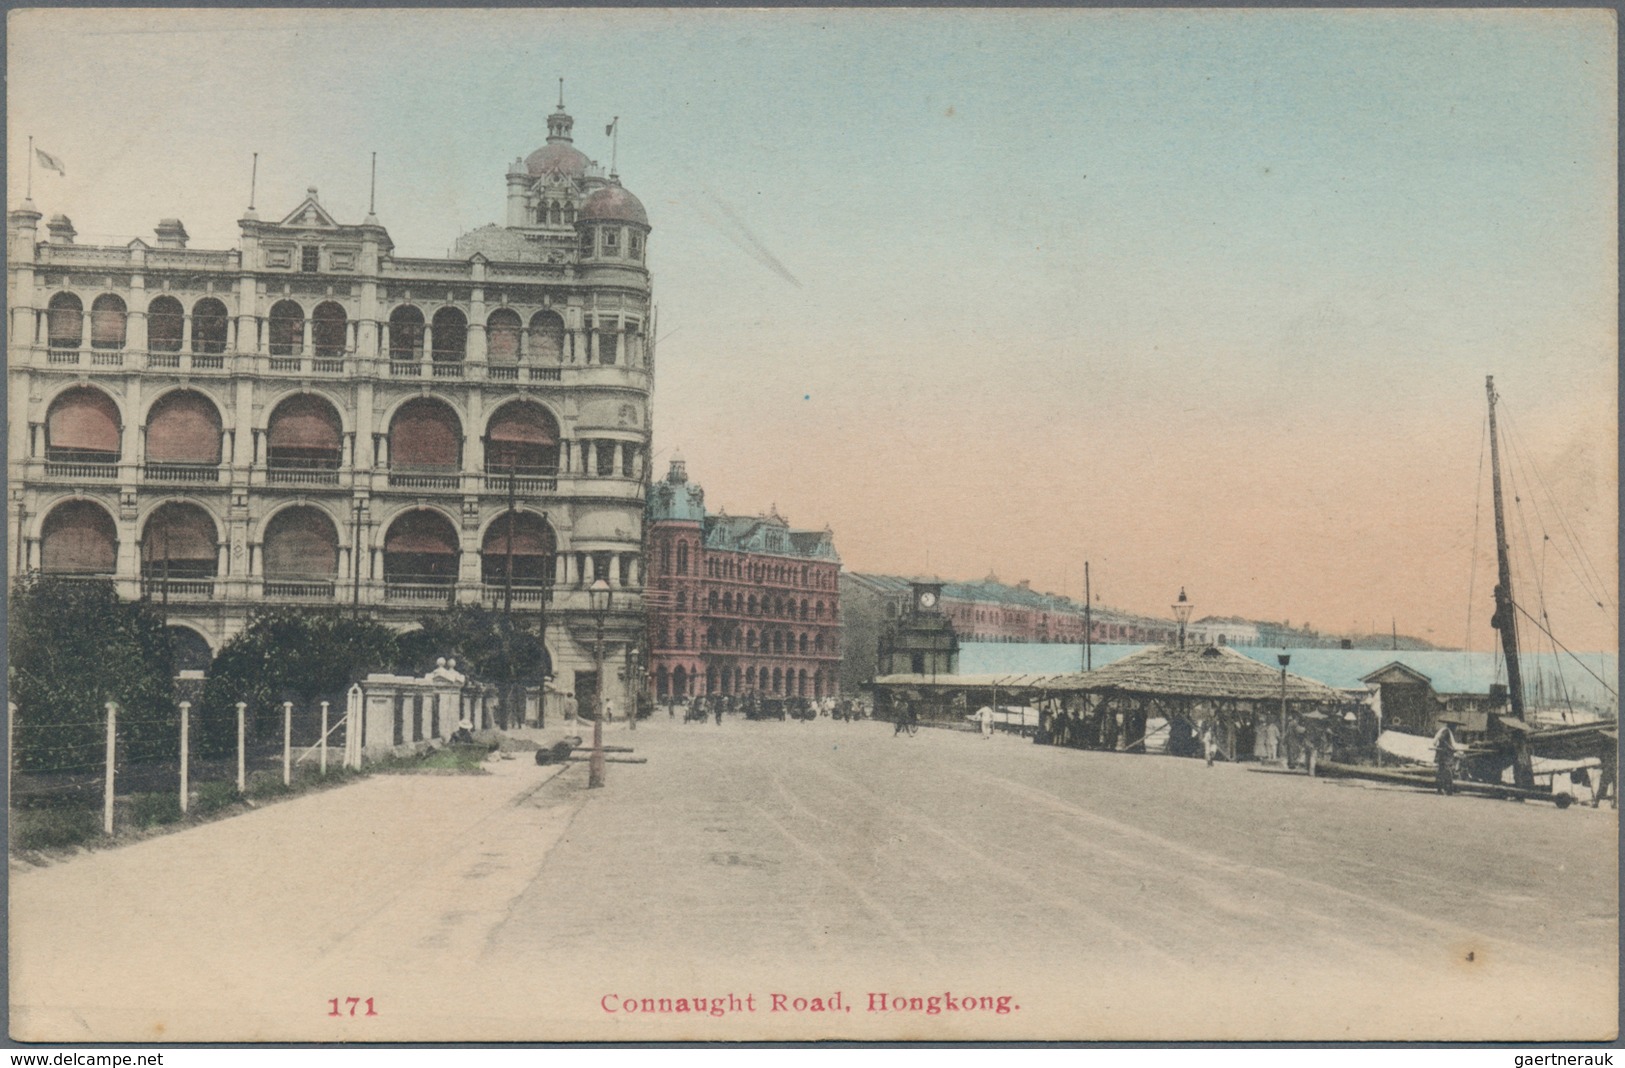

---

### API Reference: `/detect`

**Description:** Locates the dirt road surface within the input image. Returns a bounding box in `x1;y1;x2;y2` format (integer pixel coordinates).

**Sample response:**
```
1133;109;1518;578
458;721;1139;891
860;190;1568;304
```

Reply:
10;715;1617;1042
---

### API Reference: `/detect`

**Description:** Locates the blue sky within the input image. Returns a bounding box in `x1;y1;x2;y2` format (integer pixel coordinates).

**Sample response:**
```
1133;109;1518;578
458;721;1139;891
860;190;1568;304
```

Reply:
9;8;1617;650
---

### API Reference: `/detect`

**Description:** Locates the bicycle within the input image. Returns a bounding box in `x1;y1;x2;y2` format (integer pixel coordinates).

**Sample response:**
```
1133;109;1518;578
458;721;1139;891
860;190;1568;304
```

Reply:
893;715;918;737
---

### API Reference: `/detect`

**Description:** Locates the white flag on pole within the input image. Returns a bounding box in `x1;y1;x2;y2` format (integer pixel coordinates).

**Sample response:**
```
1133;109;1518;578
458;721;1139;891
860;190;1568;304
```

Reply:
35;148;65;176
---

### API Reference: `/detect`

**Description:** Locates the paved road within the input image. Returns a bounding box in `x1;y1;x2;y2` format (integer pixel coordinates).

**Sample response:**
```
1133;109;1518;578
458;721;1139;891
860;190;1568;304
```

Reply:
9;715;1617;1042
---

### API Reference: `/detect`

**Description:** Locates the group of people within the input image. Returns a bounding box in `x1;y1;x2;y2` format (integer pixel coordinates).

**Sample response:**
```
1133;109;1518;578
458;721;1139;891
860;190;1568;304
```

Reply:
667;694;866;724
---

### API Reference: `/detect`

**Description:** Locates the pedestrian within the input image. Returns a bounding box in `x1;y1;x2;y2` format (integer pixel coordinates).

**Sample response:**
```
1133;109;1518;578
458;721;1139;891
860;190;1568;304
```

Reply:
1592;740;1617;809
1200;718;1217;767
979;704;994;740
714;700;723;726
564;692;578;722
1432;717;1463;795
603;699;614;725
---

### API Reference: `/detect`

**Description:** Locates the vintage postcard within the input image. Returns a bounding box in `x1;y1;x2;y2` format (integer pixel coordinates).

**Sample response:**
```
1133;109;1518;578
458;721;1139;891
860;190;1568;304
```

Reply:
5;7;1617;1045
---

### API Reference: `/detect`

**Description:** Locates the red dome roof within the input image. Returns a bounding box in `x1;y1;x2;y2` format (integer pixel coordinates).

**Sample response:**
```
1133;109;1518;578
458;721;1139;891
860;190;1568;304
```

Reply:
579;184;648;226
524;142;591;179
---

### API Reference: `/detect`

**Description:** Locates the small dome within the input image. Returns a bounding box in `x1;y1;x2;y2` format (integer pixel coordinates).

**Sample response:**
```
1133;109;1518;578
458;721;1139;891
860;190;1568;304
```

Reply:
524;142;591;179
579;183;648;226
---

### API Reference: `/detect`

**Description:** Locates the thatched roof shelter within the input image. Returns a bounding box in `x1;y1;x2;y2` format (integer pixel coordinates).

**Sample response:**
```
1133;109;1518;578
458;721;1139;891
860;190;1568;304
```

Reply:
1074;644;1344;704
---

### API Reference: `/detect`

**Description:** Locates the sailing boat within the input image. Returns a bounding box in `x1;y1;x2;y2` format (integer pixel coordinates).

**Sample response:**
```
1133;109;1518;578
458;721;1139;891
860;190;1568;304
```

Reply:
1476;376;1615;790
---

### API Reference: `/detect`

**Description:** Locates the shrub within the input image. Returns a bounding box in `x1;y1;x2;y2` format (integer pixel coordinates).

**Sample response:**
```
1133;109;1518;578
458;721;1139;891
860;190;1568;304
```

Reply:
191;781;242;815
13;803;101;851
130;791;182;828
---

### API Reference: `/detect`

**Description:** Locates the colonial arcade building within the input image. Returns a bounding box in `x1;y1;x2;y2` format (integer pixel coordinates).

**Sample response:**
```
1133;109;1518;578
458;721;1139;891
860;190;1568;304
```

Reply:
7;97;653;710
646;458;842;702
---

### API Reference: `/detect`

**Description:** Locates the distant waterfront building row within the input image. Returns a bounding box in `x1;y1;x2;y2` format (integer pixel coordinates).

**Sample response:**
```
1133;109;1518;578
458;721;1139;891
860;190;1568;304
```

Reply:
646;459;841;700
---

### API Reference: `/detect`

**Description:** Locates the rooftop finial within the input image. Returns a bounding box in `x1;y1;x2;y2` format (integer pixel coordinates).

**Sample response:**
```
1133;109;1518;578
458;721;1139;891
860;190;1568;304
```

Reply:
558;77;565;109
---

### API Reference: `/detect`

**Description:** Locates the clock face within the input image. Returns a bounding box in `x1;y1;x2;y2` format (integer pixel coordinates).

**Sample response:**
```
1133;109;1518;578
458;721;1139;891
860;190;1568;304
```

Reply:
919;591;938;608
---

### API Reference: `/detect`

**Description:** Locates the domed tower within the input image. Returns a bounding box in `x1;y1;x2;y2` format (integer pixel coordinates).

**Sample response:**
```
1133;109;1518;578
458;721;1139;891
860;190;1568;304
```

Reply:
576;177;650;266
505;85;599;231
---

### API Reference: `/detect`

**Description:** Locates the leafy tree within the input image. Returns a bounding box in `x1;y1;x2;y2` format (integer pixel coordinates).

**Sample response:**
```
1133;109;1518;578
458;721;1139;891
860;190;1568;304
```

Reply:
197;610;400;756
9;576;177;771
397;606;548;725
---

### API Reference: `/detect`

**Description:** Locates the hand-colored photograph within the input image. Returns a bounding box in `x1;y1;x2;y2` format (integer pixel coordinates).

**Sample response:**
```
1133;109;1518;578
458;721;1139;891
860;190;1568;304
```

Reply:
5;7;1617;1044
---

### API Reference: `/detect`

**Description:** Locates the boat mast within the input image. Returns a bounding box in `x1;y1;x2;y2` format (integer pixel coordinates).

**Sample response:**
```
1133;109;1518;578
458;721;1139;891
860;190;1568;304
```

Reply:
1485;375;1526;722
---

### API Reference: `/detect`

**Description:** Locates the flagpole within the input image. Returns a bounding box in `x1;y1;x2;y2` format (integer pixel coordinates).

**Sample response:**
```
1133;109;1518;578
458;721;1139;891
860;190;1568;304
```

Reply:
249;152;258;210
609;118;619;177
27;136;33;199
369;152;377;214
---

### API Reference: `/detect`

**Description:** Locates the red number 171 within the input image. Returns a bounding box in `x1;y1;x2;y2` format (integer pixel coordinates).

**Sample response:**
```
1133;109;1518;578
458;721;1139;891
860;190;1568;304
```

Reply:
327;997;377;1017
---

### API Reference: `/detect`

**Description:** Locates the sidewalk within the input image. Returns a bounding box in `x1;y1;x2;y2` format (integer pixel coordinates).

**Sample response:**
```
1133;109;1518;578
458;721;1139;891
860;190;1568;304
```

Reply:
10;726;588;1042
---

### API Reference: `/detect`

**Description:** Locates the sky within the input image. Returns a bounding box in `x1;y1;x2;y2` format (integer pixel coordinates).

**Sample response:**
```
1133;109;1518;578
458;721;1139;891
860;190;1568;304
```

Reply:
8;8;1618;652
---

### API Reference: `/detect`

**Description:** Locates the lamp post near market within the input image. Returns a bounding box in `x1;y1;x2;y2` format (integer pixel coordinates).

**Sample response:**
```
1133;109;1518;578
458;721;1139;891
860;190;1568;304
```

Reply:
588;577;612;788
1172;587;1194;649
1278;652;1291;764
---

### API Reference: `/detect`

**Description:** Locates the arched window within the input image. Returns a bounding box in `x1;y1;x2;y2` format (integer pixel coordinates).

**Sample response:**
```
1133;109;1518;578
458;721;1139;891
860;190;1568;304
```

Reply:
141;503;218;578
267;394;342;471
268;300;304;356
747;630;758;652
528;311;565;363
747;594;758;615
480;512;556;587
389;306;425;360
146;391;222;466
706;625;718;649
192;298;229;354
484;401;559;474
311;302;348;359
800;598;809;620
772;668;783;694
677;590;687;611
431;307;467;362
661;543;671;573
263;506;340;580
676;542;688;575
383;509;459;584
799;633;808;654
722;592;733;613
708;590;718;611
390;398;462;470
772;632;784;654
169;627;214;672
90;294;127;350
672;666;687;697
815;633;825;653
48;293;83;348
46;387;121;463
147;296;184;353
40;500;117;574
676;629;686;650
486;309;521;363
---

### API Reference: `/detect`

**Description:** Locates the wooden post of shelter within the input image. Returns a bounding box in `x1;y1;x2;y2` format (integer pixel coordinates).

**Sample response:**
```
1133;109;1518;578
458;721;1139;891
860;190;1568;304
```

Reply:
320;700;330;776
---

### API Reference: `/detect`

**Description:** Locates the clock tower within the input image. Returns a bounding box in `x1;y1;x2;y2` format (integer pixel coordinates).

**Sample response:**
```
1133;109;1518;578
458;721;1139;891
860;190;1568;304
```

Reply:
878;580;959;677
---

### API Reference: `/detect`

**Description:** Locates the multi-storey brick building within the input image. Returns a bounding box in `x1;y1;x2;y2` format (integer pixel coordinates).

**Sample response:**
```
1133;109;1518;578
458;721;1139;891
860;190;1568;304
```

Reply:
8;97;652;712
645;458;841;701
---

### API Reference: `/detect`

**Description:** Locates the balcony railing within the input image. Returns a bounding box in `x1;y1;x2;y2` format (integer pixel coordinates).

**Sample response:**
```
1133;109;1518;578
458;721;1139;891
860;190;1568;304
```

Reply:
47;348;80;364
43;459;118;480
385;582;457;604
389;361;422;377
148;352;182;368
480;584;553;607
90;351;124;367
143;578;216;600
388;467;461;490
264;579;337;601
431;362;465;378
144;462;221;484
267;464;341;486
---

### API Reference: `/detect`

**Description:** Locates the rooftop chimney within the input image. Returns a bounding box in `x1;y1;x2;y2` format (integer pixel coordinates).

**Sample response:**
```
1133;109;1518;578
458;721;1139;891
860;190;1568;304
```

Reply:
46;214;75;244
155;218;189;249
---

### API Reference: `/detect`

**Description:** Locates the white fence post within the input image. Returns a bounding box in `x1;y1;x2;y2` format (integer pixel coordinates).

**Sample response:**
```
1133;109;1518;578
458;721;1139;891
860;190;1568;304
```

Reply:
179;700;191;814
346;684;363;769
236;701;247;793
282;701;293;786
320;701;330;776
103;701;117;836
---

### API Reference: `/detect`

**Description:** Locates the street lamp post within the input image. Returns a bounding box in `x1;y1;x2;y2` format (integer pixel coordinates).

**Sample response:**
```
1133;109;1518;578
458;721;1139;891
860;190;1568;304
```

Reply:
1278;652;1291;766
588;578;612;788
1171;587;1194;649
